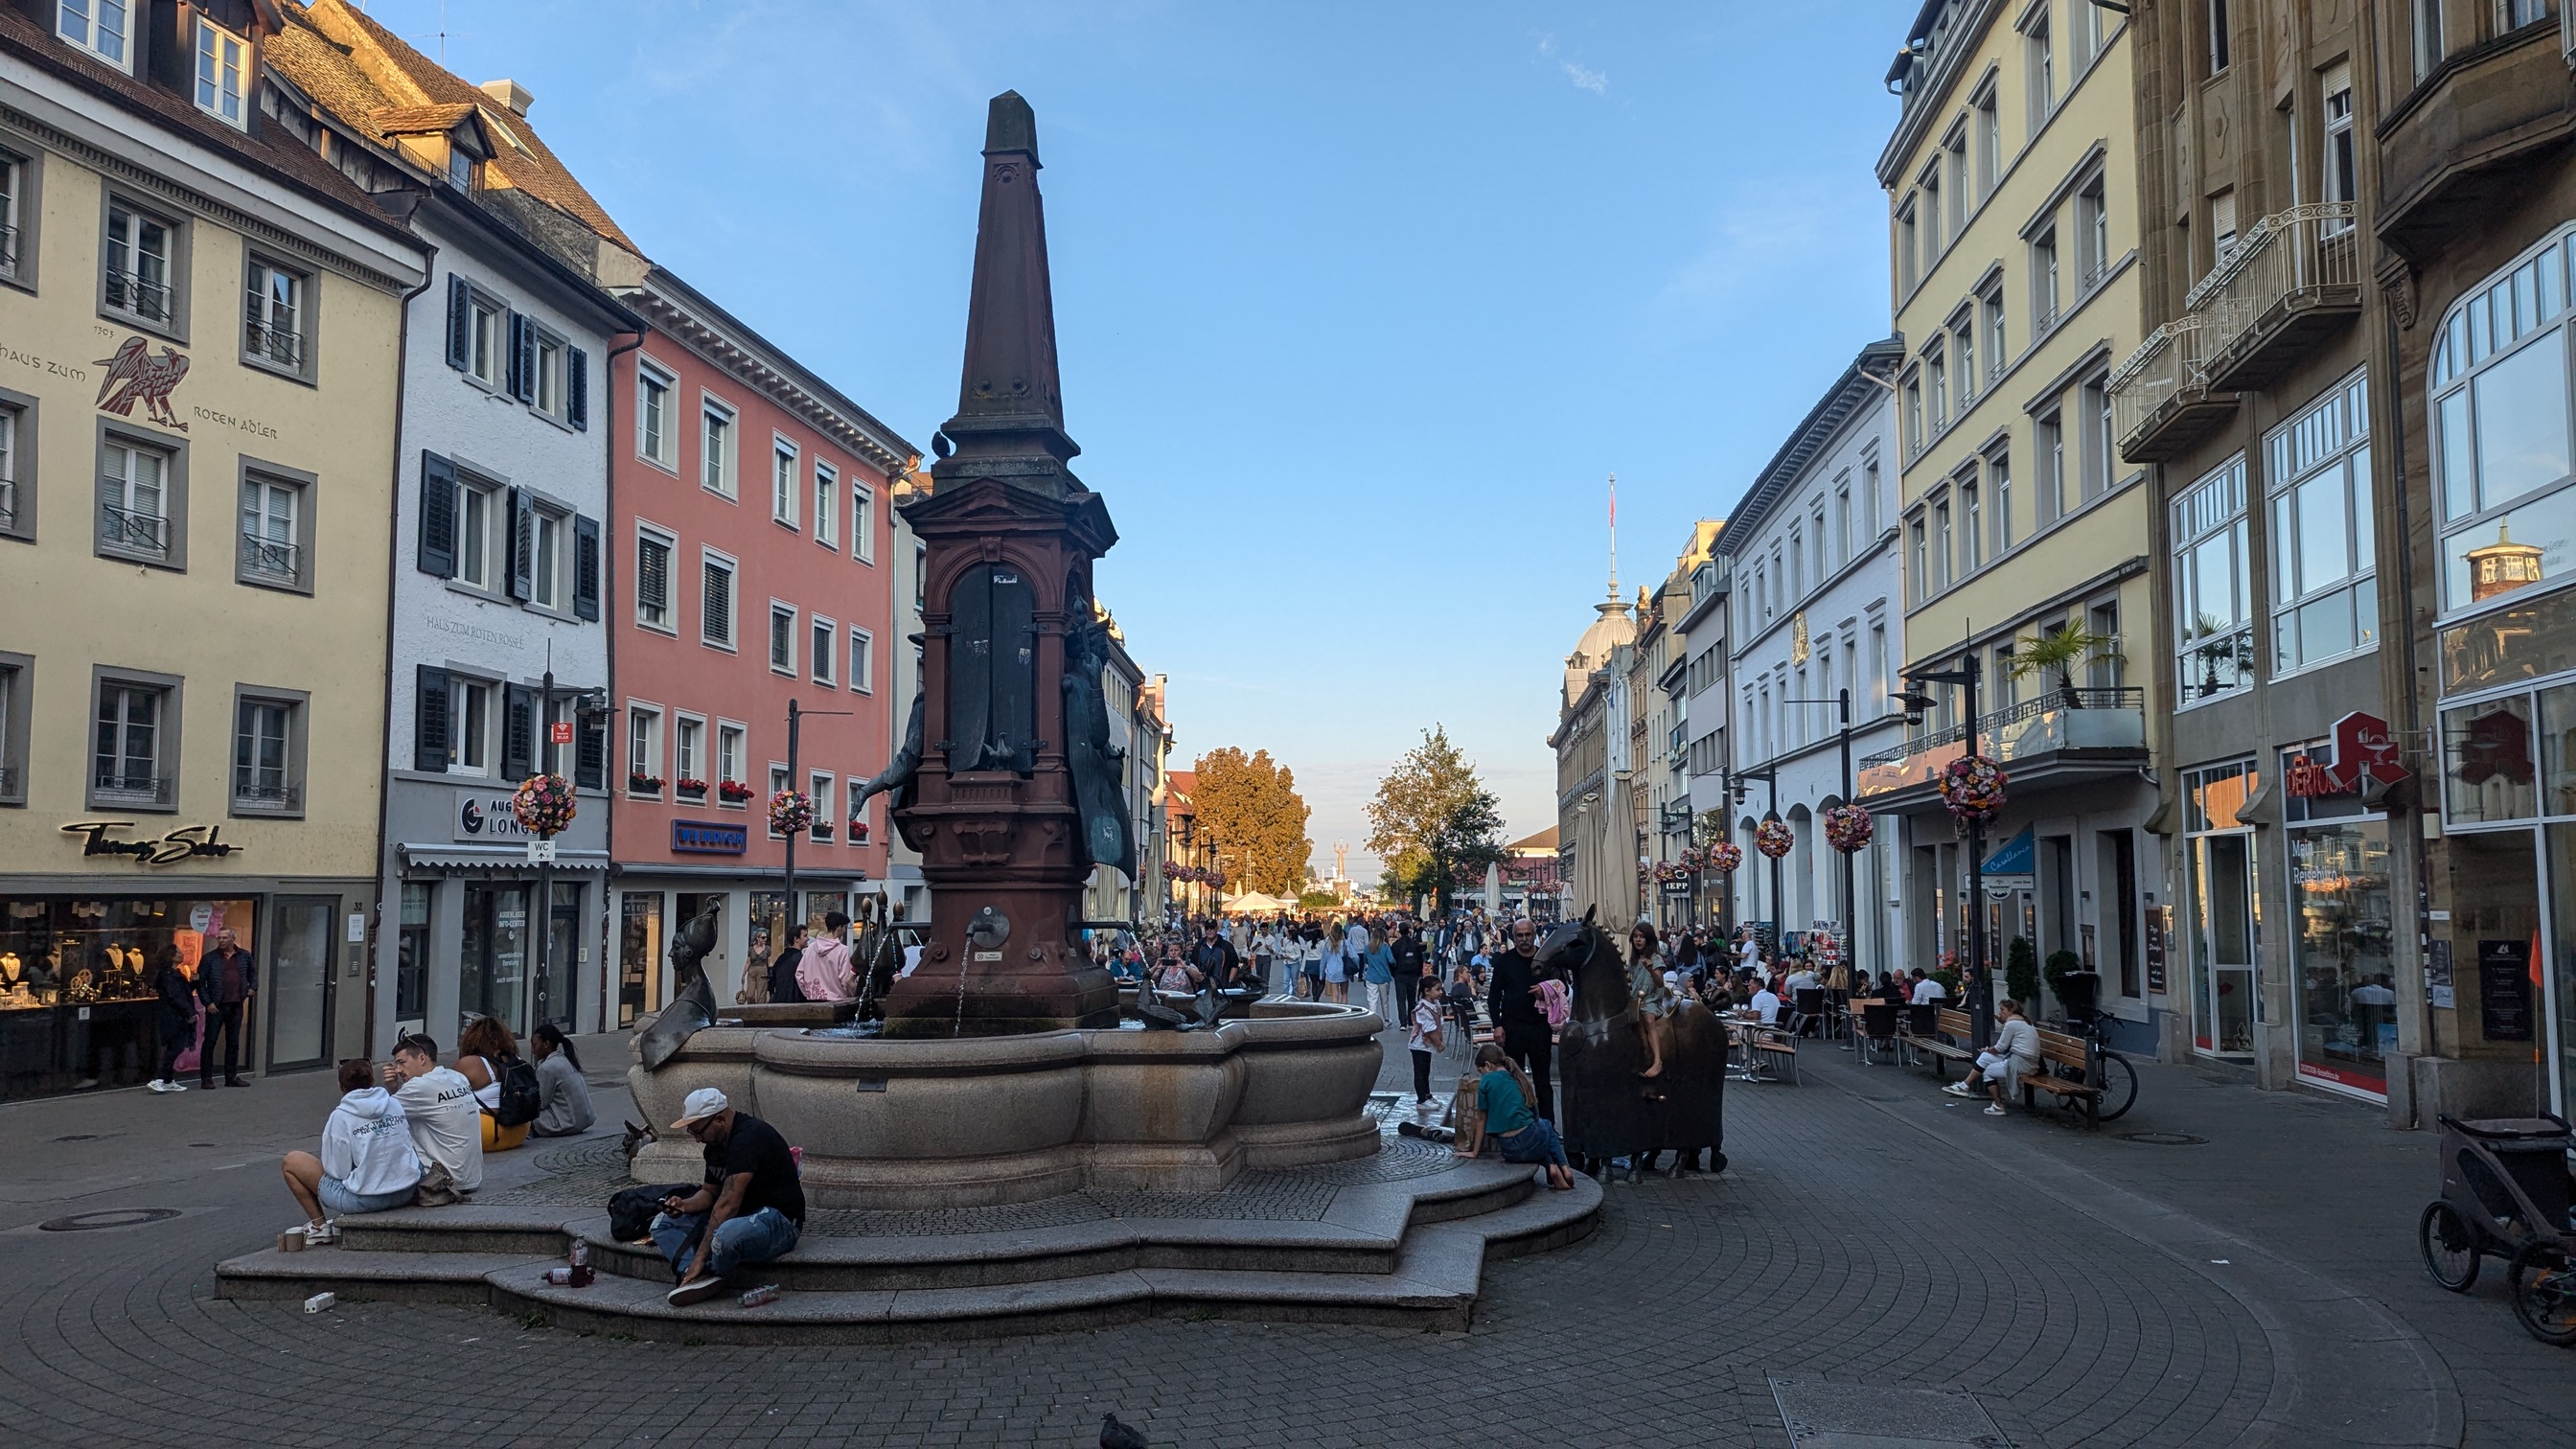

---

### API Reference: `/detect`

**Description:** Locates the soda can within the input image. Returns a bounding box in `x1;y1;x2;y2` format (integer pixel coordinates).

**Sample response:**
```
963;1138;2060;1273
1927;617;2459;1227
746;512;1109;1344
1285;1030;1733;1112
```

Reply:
302;1292;335;1314
545;1267;573;1285
567;1238;588;1268
738;1284;780;1307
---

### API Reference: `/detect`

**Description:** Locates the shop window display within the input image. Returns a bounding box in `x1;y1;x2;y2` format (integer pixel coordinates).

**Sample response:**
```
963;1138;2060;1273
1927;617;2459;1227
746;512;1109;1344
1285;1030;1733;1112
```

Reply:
2284;811;2395;1096
0;896;255;1098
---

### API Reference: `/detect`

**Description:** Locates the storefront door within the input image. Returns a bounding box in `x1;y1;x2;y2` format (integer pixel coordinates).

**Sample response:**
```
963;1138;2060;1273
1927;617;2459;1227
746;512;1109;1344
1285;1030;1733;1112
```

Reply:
2194;834;2257;1053
618;891;662;1028
264;897;337;1071
461;885;530;1037
2284;818;2395;1097
532;883;580;1032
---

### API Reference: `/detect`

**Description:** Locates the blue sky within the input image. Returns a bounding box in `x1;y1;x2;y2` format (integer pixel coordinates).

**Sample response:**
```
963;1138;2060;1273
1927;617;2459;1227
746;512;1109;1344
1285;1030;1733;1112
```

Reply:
364;0;1917;878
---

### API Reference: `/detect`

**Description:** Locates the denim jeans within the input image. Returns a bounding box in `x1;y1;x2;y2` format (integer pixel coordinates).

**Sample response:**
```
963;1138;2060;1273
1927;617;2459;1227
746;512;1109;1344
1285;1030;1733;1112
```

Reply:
1495;1116;1568;1168
651;1206;800;1279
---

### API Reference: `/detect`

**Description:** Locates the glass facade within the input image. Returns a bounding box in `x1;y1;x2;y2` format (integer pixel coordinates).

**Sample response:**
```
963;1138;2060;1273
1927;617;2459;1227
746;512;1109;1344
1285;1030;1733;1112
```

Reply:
2284;812;2395;1096
0;894;256;1099
2182;761;2260;1054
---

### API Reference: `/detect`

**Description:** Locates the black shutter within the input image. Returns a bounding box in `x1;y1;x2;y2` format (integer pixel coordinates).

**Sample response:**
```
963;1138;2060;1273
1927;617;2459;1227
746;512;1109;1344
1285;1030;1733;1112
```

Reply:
639;539;668;620
445;277;470;371
502;683;536;781
418;452;457;578
573;514;601;621
414;666;451;773
567;346;589;430
575;716;607;791
704;561;731;645
508;486;535;602
507;312;536;403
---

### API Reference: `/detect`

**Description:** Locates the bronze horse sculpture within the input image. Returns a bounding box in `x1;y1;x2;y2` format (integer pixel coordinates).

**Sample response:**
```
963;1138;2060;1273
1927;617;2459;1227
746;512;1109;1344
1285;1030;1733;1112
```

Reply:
1534;910;1727;1181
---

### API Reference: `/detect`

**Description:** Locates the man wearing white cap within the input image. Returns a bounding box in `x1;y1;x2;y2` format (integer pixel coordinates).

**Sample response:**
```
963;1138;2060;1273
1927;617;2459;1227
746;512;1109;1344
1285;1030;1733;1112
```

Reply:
649;1087;805;1305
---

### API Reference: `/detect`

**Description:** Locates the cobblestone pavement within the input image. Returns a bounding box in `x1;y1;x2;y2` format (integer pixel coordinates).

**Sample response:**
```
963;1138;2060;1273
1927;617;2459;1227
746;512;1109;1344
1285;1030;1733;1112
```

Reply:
0;1024;2565;1447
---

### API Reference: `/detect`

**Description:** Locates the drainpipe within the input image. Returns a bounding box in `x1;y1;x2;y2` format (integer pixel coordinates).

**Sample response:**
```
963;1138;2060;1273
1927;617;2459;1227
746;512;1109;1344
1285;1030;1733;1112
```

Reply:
369;249;441;1061
599;325;646;1035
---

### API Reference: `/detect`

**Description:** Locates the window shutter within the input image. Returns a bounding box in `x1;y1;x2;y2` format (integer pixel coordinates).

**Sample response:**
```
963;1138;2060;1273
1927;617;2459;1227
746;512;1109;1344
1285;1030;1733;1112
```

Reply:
418;452;458;578
508;486;535;602
507;312;534;402
573;514;601;621
575;715;607;791
705;563;732;645
639;539;669;617
502;683;536;780
567;346;589;430
445;277;470;371
414;666;451;773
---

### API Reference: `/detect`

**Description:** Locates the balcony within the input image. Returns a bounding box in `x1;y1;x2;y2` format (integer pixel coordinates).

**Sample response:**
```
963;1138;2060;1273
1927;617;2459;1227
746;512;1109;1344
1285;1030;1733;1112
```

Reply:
245;321;303;371
1855;687;2149;815
232;783;302;813
100;502;169;557
2108;317;2236;463
241;533;300;584
93;771;174;807
2377;20;2576;259
2192;204;2364;392
104;268;172;325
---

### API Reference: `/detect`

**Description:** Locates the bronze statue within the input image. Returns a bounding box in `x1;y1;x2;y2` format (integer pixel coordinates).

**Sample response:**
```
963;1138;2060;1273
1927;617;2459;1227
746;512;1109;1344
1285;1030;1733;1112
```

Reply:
638;901;723;1071
1062;610;1136;881
945;564;1038;774
1536;910;1727;1180
852;691;927;817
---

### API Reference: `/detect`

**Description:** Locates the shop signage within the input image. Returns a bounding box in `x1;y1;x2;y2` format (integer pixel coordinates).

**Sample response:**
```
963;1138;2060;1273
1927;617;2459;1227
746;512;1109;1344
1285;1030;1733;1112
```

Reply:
2476;940;2536;1042
551;721;575;746
2426;938;2454;1009
673;820;748;856
93;336;192;430
2143;906;2168;994
60;820;241;865
452;790;537;842
2290;711;2412;797
1660;879;1693;897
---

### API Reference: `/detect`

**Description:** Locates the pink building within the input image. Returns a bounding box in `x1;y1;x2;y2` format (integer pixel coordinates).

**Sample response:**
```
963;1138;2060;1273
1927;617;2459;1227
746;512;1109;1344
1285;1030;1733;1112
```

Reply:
604;267;915;1019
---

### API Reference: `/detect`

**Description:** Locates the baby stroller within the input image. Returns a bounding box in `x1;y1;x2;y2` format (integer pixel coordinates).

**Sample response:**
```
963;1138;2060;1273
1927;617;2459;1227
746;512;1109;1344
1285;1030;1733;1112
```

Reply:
2417;1114;2575;1346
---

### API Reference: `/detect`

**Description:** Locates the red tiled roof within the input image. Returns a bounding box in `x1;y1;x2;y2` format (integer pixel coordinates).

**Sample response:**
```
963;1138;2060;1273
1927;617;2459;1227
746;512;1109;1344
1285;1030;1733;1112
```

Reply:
370;103;479;136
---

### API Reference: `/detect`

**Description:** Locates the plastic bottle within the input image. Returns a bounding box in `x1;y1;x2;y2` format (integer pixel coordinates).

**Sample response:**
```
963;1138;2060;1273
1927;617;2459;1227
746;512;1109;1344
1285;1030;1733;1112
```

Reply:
567;1238;588;1268
302;1292;335;1314
739;1284;780;1307
545;1266;572;1285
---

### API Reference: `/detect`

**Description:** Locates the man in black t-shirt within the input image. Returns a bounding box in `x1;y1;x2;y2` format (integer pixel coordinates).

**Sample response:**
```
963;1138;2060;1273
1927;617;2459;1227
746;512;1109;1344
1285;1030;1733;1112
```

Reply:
1391;924;1430;1030
652;1087;805;1305
1189;920;1242;992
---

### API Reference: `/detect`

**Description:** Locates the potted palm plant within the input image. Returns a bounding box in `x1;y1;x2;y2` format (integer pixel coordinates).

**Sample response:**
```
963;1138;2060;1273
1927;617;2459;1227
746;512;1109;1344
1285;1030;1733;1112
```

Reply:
2007;622;2124;706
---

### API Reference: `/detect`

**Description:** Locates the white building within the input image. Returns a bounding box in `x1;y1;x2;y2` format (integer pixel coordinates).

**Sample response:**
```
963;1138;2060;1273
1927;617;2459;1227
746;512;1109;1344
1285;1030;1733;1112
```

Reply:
1720;339;1908;979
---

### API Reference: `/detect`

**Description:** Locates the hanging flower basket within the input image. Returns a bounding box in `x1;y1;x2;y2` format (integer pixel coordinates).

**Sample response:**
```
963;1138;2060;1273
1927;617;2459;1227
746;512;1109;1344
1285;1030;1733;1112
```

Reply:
1939;755;2008;822
512;773;577;838
768;790;815;837
1161;860;1184;880
1206;868;1227;890
1755;818;1795;859
1822;803;1874;854
1706;841;1743;874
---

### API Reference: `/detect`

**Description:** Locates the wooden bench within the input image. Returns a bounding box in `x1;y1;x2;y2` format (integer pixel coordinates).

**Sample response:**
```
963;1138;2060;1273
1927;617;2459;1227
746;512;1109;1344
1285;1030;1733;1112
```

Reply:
2016;1026;2104;1128
1902;1006;1977;1078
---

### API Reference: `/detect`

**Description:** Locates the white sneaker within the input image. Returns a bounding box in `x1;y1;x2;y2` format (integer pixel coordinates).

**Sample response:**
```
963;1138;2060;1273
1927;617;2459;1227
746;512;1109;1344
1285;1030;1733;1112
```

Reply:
1982;1105;2007;1116
168;1080;188;1092
146;1079;172;1093
1941;1082;1974;1097
303;1221;338;1245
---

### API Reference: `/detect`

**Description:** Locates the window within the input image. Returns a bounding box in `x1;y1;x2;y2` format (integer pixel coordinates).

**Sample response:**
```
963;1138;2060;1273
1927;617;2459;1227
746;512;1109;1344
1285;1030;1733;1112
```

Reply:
467;291;504;388
1982;288;2007;380
57;0;131;69
1933;495;1954;591
812;615;836;686
243;256;310;376
2174;455;2254;702
1944;127;1968;240
635;527;674;631
770;602;797;675
1905;372;1924;453
1927;344;1949;433
2037;410;2066;522
2206;0;2229;75
637;363;675;468
1898;199;1920;292
195;19;248;127
2078;176;2110;290
2210;189;2240;271
814;462;838;548
93;676;171;806
456;478;502;590
531;506;566;611
853;482;876;563
2269;373;2377;674
676;717;703;785
2432;228;2576;618
530;328;568;421
232;692;301;814
701;398;737;497
701;552;737;649
0;653;27;805
2025;13;2055;134
1974;83;2001;196
1990;450;2013;554
2084;373;2117;498
1955;319;1977;405
446;677;494;775
2412;0;2444;79
1960;472;1983;573
768;765;791;836
810;773;836;842
0;399;21;540
1834;481;1852;564
913;543;928;609
771;438;798;528
99;431;176;564
717;724;746;793
1909;517;1929;601
2322;67;2356;223
2072;0;2104;63
2505;0;2551;27
0;150;27;281
1920;167;1944;257
104;199;175;327
628;706;661;792
2032;228;2060;329
238;472;301;587
850;627;874;694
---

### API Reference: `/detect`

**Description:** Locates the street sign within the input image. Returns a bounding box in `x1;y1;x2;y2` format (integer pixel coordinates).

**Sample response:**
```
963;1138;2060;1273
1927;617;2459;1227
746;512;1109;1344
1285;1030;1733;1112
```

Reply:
525;839;557;863
550;721;575;746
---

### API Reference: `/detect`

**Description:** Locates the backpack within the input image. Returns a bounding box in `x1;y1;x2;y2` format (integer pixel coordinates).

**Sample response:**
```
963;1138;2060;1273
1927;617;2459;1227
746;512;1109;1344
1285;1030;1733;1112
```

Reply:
491;1055;543;1128
608;1183;696;1242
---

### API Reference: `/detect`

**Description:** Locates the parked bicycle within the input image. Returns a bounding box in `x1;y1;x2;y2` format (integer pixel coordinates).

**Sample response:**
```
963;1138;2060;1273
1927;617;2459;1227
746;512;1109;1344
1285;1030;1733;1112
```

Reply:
2054;1006;2138;1122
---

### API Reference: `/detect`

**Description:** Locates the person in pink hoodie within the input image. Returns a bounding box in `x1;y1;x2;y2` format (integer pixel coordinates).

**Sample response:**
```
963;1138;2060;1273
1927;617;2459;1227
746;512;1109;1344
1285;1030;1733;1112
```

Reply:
795;911;858;1002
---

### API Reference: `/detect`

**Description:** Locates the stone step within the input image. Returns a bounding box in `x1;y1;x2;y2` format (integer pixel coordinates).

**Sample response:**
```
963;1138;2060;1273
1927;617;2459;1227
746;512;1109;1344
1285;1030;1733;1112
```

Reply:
335;1205;575;1256
214;1245;546;1305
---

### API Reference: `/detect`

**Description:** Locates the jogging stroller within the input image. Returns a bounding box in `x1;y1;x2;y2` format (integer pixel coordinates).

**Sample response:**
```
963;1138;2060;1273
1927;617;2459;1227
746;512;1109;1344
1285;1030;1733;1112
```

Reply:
2417;1114;2575;1346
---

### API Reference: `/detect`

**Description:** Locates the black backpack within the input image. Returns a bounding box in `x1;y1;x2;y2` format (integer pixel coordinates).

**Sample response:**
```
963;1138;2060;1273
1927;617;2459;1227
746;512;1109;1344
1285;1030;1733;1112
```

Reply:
608;1182;696;1242
491;1055;544;1128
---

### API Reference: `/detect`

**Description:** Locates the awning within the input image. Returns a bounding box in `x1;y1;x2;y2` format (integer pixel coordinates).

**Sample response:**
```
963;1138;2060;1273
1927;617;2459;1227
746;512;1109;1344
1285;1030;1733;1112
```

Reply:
1980;827;2035;876
401;843;611;873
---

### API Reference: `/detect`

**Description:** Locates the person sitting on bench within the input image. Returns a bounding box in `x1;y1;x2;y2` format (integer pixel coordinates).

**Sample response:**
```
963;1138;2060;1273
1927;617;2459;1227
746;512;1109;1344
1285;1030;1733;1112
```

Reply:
1944;998;2038;1116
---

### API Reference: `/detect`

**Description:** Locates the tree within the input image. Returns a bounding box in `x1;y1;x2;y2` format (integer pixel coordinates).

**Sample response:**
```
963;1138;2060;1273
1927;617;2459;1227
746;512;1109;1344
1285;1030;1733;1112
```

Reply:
1190;747;1313;897
1366;725;1507;911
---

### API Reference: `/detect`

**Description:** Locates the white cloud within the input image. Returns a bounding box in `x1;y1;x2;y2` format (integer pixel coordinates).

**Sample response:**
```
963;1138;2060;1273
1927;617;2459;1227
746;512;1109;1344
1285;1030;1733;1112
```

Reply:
1561;60;1608;93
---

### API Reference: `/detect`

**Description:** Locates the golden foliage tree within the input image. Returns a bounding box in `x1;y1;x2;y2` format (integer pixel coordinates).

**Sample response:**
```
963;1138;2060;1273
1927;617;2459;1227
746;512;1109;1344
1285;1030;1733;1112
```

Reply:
1191;748;1314;897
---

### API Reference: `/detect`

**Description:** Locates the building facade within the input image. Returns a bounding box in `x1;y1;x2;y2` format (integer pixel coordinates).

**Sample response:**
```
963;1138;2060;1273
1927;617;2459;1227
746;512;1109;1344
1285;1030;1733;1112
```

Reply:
603;265;912;1014
1721;341;1909;977
1676;551;1734;928
1552;587;1633;922
0;1;428;1093
1869;0;2161;1051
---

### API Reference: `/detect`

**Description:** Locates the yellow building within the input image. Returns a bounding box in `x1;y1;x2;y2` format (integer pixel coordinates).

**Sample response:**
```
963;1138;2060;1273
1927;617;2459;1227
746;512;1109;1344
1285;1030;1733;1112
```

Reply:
0;9;426;1093
1867;0;2160;1039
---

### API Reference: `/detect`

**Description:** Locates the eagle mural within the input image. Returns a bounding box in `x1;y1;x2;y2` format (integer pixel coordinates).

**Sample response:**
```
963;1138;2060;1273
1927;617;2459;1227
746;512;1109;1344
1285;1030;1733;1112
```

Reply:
93;337;191;430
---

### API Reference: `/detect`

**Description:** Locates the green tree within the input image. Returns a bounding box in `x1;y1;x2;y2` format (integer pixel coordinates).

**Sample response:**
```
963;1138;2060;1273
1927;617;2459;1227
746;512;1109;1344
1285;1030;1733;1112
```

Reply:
1190;747;1313;897
1366;725;1506;912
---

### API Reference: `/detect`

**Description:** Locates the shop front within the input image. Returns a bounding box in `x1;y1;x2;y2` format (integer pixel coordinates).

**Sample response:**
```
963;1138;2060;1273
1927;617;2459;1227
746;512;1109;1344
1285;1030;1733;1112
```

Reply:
2279;745;2397;1100
610;871;868;1018
383;782;610;1044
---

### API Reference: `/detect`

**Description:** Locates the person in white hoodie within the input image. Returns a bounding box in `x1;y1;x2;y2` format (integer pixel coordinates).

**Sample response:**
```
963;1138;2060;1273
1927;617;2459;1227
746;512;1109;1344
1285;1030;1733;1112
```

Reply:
280;1058;424;1244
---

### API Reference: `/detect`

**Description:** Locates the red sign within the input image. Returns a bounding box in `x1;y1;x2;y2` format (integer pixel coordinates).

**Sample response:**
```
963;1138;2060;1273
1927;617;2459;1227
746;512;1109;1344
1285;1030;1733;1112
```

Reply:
550;721;575;746
2288;711;2412;797
2285;754;2336;798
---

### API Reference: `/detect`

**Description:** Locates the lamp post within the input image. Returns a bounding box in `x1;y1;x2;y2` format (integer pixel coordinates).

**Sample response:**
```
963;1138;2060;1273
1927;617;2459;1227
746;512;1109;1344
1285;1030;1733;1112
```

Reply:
1177;816;1198;917
781;698;855;947
1729;764;1780;953
1784;688;1859;991
1895;656;1989;1049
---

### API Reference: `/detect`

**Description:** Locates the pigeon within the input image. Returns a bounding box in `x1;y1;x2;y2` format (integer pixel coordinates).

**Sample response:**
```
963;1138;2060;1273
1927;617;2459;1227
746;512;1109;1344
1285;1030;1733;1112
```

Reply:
1100;1413;1148;1449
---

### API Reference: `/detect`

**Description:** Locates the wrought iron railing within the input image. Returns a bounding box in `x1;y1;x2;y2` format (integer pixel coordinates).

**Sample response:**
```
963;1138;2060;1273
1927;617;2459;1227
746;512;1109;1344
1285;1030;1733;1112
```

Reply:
233;782;301;811
100;501;170;556
2185;202;2361;364
2106;315;2224;451
0;478;14;531
105;268;172;323
0;223;17;276
241;533;299;581
93;770;172;804
245;320;302;370
1859;686;2144;769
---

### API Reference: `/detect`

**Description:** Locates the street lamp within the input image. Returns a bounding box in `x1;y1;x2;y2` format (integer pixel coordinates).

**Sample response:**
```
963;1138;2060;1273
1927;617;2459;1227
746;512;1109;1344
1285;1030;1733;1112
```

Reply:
1729;764;1780;953
1896;654;1990;1049
1783;688;1859;994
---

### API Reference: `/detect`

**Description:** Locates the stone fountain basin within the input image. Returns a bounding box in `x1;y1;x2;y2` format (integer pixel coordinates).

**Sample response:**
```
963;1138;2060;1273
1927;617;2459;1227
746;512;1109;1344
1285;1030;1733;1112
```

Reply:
627;1000;1385;1208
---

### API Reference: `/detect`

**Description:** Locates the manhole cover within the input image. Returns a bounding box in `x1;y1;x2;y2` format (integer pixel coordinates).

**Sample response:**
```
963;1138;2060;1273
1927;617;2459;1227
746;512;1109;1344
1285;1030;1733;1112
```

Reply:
38;1208;181;1231
2120;1131;2208;1146
52;1134;99;1142
1771;1377;2009;1447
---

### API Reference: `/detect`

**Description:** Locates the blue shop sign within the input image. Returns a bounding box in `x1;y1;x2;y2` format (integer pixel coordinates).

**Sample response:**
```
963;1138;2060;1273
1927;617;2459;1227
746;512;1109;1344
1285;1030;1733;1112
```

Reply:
672;820;748;856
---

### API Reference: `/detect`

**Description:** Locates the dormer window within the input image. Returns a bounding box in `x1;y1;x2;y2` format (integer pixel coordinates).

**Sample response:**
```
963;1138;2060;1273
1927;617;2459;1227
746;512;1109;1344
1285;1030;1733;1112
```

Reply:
448;144;475;190
58;0;132;71
195;20;250;129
